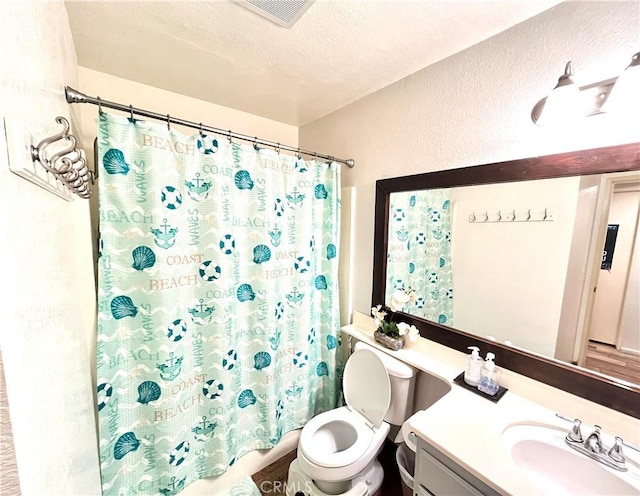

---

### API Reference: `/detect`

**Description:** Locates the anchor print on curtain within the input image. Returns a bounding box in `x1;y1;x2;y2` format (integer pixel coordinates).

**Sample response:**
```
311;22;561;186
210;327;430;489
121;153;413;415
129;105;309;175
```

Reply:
95;112;342;495
386;189;453;325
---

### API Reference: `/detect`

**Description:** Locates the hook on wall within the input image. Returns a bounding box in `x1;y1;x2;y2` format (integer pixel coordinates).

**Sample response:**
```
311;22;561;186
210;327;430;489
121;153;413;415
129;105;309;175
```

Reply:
28;116;95;199
468;208;554;223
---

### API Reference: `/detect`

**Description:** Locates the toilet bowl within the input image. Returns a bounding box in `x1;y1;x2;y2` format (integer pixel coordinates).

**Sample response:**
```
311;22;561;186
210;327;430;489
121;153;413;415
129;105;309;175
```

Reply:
286;341;416;496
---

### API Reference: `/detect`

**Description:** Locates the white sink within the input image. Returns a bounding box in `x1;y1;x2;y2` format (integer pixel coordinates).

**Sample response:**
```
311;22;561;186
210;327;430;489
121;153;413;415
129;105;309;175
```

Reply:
501;424;640;495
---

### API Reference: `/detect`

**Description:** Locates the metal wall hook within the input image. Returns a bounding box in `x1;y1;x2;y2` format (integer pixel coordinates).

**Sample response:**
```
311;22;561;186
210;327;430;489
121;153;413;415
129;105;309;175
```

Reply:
468;207;553;223
27;116;94;199
31;118;70;162
48;135;78;165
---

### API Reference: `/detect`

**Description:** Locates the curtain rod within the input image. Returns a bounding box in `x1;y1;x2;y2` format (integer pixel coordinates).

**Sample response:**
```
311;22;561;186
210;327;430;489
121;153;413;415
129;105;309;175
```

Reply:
64;86;355;168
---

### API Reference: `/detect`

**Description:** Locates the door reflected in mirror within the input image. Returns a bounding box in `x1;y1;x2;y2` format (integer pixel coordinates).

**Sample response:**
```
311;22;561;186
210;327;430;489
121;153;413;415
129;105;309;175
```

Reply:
386;172;640;387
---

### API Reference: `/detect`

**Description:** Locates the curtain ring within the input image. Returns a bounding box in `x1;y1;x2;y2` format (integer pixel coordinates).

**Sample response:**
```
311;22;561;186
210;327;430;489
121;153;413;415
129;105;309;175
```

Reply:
129;105;134;122
253;137;260;151
228;130;233;143
166;114;171;131
275;143;280;154
97;96;102;114
296;148;301;159
199;123;204;137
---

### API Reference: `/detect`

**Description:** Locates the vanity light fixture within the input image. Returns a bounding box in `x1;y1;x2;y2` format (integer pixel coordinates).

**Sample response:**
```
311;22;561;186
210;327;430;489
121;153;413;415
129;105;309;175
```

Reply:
602;52;640;114
534;61;583;126
531;52;640;126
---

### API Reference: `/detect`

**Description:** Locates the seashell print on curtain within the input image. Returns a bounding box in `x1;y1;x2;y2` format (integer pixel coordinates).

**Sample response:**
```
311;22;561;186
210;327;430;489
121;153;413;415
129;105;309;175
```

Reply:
385;189;453;326
95;112;342;495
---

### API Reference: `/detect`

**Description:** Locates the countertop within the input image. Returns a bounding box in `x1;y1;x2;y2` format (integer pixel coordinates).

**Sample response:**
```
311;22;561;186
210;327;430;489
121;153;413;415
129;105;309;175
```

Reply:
342;316;640;495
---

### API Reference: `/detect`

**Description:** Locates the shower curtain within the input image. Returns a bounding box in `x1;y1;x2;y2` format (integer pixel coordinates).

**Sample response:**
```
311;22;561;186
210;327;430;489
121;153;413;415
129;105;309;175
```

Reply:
386;189;453;325
95;112;342;495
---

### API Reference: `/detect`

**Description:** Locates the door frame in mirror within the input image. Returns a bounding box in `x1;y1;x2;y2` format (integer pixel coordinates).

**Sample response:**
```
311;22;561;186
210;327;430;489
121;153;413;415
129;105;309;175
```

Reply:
372;142;640;418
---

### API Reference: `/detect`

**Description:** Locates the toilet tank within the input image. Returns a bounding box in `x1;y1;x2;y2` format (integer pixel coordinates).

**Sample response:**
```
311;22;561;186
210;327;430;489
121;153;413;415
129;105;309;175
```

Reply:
353;341;417;425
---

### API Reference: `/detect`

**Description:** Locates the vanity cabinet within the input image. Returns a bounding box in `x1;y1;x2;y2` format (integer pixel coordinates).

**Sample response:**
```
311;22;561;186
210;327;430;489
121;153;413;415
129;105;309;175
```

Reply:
413;438;501;496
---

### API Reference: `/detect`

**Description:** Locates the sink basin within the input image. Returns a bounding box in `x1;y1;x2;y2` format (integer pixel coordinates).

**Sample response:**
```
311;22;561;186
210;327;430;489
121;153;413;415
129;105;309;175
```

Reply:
502;424;640;495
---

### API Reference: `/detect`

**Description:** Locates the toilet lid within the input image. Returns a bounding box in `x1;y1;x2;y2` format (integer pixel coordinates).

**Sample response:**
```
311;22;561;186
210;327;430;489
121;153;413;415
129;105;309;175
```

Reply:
343;349;390;428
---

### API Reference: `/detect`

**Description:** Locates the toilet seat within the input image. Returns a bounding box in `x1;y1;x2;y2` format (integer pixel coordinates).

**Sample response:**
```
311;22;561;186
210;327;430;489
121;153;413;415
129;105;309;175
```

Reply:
342;348;391;428
298;348;392;470
299;407;375;468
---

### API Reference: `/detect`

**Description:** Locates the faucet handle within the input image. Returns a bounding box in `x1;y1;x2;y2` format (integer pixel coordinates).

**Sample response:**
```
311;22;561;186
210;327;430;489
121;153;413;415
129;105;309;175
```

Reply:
566;418;583;443
607;437;626;465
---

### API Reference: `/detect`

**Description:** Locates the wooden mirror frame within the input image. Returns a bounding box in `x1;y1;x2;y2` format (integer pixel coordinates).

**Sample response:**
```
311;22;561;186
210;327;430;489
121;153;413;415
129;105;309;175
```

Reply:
373;142;640;418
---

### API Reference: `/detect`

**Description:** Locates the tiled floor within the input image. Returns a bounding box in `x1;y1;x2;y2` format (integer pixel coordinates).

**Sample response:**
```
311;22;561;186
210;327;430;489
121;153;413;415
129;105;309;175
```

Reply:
252;440;404;496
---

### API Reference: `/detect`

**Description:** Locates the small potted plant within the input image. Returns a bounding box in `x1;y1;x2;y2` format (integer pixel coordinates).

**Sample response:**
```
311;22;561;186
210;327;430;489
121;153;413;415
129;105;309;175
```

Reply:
371;288;419;350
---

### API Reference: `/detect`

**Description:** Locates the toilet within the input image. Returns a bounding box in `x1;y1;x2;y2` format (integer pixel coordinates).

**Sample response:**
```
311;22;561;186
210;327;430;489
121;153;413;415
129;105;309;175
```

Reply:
286;340;417;496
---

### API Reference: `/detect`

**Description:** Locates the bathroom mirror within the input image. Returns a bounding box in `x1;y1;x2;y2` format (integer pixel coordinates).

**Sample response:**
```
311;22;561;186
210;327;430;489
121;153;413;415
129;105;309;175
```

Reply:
372;142;640;418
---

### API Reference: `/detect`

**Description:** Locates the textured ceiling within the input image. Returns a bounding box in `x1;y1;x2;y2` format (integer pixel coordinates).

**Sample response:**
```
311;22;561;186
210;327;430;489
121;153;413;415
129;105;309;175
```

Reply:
65;0;562;126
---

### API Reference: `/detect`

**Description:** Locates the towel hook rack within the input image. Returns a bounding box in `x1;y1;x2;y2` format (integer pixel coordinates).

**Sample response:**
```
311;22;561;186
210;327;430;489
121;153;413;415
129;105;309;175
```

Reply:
29;116;96;199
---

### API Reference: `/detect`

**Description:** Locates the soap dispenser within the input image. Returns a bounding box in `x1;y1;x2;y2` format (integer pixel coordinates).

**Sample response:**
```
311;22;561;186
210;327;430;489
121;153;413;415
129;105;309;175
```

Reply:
464;346;482;387
477;352;500;396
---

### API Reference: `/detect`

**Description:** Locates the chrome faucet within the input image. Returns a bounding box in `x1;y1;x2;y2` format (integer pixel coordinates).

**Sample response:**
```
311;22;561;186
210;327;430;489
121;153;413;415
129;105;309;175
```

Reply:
584;425;603;454
556;414;628;472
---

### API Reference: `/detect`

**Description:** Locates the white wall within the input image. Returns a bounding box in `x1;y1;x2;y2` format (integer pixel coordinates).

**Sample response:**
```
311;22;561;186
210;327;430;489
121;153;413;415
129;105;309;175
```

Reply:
299;1;640;320
77;68;299;152
0;1;101;494
449;177;580;356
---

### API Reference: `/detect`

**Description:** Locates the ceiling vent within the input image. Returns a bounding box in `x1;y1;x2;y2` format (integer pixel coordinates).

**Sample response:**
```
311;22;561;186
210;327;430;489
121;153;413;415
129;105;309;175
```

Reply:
236;0;315;28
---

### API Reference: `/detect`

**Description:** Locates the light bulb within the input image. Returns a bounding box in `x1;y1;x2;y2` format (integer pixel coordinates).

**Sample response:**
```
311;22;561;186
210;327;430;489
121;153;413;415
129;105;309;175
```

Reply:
536;61;584;126
602;52;640;115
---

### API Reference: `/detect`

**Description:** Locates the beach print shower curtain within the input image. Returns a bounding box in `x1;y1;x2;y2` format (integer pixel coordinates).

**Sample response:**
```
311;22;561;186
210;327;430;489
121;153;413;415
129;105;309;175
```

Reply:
386;189;453;325
95;112;342;495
